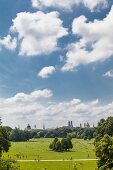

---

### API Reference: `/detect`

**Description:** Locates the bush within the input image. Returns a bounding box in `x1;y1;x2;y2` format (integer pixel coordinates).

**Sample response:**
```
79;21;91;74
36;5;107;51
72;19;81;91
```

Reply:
0;159;20;170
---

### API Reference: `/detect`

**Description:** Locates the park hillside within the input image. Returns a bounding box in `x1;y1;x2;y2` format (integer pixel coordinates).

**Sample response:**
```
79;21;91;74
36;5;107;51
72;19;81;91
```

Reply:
0;116;113;170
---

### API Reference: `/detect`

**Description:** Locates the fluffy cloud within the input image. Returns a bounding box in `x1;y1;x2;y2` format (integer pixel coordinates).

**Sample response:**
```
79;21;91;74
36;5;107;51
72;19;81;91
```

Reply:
10;11;68;56
0;35;17;51
31;0;108;11
6;89;53;103
38;66;56;78
0;89;113;128
103;70;113;78
62;6;113;71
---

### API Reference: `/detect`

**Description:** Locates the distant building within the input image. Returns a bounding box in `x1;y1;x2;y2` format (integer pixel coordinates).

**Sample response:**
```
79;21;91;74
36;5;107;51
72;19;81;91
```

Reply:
0;117;2;125
43;124;45;130
68;121;73;128
80;123;82;128
25;124;31;131
84;122;90;128
87;122;90;128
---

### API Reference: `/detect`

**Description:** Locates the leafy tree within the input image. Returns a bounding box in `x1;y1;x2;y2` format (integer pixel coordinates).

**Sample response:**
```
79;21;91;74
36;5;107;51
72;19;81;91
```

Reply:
37;131;46;138
0;126;11;157
95;134;113;170
55;141;62;152
4;126;12;133
105;117;113;136
49;138;73;152
0;159;20;170
95;117;113;142
10;128;33;142
82;128;94;139
0;125;19;169
61;138;73;151
49;138;58;151
67;133;72;140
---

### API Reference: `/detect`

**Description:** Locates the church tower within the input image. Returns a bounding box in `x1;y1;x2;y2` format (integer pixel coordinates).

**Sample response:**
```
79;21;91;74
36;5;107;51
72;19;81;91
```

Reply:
0;117;2;125
43;124;45;130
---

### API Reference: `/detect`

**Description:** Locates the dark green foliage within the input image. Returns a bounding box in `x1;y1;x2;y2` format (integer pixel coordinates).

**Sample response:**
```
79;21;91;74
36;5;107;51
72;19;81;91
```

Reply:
95;117;113;142
45;127;73;138
49;138;73;152
95;135;113;170
95;117;113;170
42;126;95;139
71;127;95;139
0;126;19;169
67;133;72;140
0;159;20;170
9;126;95;142
55;141;62;152
0;126;11;157
4;126;13;133
49;138;58;151
9;128;36;142
61;138;73;151
37;131;46;138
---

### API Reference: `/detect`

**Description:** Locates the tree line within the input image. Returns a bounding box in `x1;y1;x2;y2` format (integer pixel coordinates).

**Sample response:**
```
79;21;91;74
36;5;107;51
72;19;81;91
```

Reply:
8;126;95;142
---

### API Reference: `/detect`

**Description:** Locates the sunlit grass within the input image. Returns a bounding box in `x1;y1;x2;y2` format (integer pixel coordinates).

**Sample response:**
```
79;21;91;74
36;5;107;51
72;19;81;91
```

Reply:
3;138;97;170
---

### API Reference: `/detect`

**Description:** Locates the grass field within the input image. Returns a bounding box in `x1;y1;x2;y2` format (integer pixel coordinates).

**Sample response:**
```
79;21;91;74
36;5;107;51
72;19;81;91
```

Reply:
3;138;97;170
19;161;97;170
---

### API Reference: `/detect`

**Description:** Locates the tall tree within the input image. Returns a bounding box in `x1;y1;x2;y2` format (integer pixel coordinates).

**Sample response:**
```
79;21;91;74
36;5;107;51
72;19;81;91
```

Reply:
0;125;20;169
0;126;11;157
95;134;113;170
95;117;113;142
61;138;73;151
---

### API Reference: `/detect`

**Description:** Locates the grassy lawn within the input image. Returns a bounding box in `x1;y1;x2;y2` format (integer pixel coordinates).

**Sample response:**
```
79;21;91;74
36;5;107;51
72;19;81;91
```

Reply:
3;138;97;170
18;161;97;170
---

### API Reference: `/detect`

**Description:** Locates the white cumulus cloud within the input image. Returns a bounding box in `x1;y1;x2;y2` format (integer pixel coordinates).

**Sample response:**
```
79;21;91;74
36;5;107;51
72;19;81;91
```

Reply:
6;89;53;103
62;5;113;71
10;11;68;56
0;91;113;128
38;66;56;78
31;0;108;11
0;35;17;51
103;70;113;78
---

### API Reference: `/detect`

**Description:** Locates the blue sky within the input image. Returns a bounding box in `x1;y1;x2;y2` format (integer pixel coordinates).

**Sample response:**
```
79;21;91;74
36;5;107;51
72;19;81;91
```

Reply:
0;0;113;128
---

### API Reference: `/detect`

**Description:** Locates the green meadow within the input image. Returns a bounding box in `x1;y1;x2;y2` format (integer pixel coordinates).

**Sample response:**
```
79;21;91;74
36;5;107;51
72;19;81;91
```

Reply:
19;161;97;170
3;138;97;170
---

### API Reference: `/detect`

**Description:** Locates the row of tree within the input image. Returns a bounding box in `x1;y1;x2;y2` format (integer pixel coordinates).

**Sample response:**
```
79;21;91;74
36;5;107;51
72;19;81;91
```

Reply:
8;126;95;142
